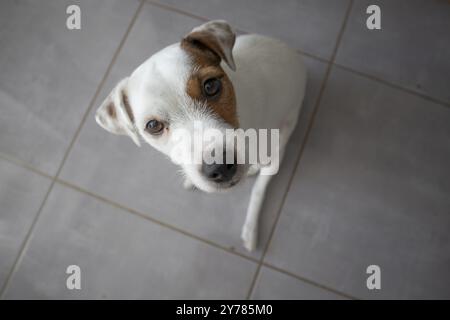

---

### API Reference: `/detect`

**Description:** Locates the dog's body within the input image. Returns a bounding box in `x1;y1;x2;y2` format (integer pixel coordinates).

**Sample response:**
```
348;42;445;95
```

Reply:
96;21;307;251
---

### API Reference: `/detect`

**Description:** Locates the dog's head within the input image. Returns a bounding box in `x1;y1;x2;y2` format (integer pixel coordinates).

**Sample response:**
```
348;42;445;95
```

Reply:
95;20;248;192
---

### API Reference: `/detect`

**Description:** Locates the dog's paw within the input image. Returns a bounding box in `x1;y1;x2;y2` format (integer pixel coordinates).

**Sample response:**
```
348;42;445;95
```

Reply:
241;223;258;252
183;179;195;190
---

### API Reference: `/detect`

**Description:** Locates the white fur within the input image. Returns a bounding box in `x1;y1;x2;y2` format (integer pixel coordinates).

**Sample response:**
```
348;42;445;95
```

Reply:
95;22;307;251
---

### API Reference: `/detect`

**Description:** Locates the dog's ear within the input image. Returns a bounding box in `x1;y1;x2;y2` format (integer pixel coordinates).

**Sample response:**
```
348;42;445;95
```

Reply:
183;20;236;71
95;78;141;147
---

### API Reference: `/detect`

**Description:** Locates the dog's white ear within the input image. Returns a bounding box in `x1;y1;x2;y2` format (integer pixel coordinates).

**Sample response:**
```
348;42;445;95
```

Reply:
95;78;141;147
183;20;236;71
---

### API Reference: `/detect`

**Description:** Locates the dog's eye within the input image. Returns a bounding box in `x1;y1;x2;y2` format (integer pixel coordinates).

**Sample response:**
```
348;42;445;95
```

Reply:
203;78;222;97
145;119;164;135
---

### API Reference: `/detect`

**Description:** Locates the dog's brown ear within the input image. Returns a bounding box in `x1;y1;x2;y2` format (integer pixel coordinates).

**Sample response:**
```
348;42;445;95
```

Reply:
95;78;141;146
183;20;236;71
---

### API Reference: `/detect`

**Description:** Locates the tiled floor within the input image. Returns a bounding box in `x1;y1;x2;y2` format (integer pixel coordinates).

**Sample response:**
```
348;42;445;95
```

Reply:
0;0;449;299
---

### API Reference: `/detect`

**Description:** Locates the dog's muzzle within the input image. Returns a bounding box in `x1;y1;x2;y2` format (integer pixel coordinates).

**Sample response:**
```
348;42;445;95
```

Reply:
201;150;237;183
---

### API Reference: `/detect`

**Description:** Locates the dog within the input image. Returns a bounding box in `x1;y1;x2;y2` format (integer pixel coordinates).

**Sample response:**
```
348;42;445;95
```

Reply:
95;20;307;251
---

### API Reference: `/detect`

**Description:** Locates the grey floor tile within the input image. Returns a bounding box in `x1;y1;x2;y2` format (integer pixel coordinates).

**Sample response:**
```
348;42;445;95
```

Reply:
251;266;346;300
0;159;51;289
0;0;140;175
336;0;450;103
157;0;351;60
60;3;328;257
265;67;450;299
4;183;257;299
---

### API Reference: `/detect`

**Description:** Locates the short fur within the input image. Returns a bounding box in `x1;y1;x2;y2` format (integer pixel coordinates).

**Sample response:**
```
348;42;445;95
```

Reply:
95;20;307;251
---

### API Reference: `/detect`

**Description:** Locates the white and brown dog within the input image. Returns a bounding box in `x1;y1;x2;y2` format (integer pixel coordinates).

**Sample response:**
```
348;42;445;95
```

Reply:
95;20;307;251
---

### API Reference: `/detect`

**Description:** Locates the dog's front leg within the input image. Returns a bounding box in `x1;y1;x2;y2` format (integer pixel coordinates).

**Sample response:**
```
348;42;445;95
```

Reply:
241;173;273;251
241;110;296;251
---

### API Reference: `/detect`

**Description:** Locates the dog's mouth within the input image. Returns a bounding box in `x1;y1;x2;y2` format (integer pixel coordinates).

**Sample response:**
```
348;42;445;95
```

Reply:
213;173;242;190
176;127;251;192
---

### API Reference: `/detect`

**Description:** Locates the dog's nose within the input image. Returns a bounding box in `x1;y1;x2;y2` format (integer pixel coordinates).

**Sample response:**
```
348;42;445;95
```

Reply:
202;161;237;183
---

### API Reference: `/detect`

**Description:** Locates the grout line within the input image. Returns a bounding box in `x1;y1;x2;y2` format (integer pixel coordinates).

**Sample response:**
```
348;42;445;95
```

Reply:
334;63;450;109
262;262;358;300
145;0;332;64
0;151;259;264
0;149;361;301
297;49;329;64
0;173;55;298
245;0;355;300
0;138;355;300
145;0;249;35
55;178;261;265
53;1;144;178
146;0;209;22
145;0;450;108
0;0;146;299
0;152;53;180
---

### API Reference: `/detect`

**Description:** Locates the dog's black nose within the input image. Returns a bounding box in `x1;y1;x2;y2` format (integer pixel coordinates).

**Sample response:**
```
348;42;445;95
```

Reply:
202;161;237;183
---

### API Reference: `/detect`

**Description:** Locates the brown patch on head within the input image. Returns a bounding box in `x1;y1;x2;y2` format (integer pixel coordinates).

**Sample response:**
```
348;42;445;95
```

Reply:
106;103;116;118
181;39;239;128
105;90;135;124
122;91;135;123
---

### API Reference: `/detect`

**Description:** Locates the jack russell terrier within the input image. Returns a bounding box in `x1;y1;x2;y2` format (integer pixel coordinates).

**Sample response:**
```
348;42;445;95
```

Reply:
95;20;307;251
